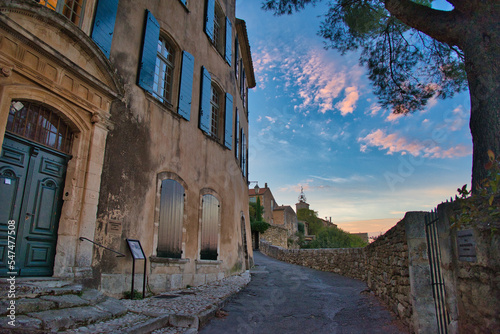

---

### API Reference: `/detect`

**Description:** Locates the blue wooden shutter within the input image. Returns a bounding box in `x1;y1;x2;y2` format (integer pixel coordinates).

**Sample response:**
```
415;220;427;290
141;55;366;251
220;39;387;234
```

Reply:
204;0;215;41
91;0;119;58
138;10;160;94
224;93;233;149
180;0;187;5
235;111;239;159
178;51;195;121
241;131;246;175
225;17;232;65
199;67;212;134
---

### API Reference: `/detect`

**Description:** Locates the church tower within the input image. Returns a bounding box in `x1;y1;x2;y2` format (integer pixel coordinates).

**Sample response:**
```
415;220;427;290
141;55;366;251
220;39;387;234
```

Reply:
295;186;310;212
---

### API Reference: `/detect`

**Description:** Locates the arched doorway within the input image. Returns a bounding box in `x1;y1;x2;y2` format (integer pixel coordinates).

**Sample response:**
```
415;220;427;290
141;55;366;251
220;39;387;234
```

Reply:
0;100;73;276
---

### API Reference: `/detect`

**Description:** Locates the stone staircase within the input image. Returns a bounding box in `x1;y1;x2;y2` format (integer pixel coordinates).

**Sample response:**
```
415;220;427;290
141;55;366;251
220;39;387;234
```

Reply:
0;278;129;333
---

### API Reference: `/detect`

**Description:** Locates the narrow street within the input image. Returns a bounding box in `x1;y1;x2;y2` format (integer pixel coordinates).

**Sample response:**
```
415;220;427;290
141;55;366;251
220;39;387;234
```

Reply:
200;252;408;334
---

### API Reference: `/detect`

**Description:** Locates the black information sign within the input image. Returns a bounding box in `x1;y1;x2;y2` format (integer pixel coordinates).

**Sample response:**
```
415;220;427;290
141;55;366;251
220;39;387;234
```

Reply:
126;239;147;298
457;229;477;262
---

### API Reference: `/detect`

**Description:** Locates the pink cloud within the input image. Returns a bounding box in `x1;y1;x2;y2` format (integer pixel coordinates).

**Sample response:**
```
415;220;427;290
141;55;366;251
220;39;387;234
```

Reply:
336;86;359;116
358;129;471;158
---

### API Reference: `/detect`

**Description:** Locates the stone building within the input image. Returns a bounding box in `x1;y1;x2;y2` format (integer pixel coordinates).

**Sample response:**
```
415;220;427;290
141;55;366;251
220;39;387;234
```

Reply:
0;0;255;297
249;183;298;248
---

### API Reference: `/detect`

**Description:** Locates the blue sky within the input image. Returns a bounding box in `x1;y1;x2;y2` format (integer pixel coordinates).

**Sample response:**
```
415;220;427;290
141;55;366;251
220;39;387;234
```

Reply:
236;1;472;235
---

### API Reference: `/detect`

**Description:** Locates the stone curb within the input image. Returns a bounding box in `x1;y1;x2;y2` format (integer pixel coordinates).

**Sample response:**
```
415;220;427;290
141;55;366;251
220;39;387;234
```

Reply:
124;314;171;334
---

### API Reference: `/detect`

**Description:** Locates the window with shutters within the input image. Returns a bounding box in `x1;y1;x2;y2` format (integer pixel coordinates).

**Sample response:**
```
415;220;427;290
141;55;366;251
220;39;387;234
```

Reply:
200;194;220;261
199;67;233;149
154;37;176;104
137;10;195;120
205;0;232;65
157;179;185;258
37;0;86;27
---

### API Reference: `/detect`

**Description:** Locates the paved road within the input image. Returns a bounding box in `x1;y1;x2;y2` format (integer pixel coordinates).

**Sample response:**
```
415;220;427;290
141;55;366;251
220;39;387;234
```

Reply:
200;251;408;334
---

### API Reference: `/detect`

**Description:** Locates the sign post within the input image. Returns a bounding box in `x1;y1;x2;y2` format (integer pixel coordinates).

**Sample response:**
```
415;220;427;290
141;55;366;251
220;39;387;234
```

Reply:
126;239;147;299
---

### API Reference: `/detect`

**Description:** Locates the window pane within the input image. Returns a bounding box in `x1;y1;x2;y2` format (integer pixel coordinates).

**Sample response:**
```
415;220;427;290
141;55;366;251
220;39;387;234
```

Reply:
6;101;73;153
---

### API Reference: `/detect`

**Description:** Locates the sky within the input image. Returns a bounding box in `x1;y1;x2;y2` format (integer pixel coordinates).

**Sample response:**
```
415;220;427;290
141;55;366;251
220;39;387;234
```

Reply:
236;1;472;236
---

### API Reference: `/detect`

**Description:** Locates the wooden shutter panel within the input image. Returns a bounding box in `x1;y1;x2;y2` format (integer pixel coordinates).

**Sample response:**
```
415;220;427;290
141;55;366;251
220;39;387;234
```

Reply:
225;17;232;65
138;10;160;94
199;67;212;134
178;51;195;121
91;0;119;58
224;93;233;149
204;0;215;41
241;131;246;175
235;111;240;159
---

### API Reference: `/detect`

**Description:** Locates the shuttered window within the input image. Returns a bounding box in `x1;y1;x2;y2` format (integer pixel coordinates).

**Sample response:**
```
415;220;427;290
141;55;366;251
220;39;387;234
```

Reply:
224;93;233;149
137;10;195;119
200;194;220;260
91;0;119;58
205;0;232;65
158;179;184;258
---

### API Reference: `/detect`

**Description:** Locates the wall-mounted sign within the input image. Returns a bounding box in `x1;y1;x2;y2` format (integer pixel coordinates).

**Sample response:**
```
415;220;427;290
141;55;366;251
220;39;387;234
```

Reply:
457;229;476;262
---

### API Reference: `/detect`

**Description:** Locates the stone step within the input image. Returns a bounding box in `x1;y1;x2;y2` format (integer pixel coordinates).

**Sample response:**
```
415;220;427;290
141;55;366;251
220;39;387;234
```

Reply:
0;289;127;333
0;278;82;300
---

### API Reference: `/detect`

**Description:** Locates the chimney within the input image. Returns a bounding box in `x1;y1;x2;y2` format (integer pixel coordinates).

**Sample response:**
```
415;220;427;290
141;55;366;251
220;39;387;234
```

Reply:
265;183;268;188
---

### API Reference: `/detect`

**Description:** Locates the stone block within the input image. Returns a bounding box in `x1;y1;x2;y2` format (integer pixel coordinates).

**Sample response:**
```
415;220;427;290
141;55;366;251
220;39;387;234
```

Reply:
193;274;206;287
169;314;199;329
40;294;89;308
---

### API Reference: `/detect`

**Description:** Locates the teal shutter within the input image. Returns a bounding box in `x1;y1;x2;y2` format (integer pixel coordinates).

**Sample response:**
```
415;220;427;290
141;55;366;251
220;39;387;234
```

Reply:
180;0;187;5
241;131;246;176
204;0;215;41
91;0;119;58
138;10;160;94
199;67;212;134
235;111;240;159
224;93;233;149
225;17;232;65
178;51;195;121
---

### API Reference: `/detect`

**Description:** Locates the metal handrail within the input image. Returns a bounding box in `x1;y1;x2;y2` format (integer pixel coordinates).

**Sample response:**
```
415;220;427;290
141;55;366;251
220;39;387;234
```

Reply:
79;237;126;257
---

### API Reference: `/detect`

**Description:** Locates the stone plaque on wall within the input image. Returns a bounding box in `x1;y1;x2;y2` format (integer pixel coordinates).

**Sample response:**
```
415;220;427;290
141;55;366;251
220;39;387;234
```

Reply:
108;220;123;235
457;229;476;262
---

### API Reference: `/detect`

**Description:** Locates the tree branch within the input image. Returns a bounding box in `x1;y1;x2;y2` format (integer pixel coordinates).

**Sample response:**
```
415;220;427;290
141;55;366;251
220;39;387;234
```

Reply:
383;0;464;47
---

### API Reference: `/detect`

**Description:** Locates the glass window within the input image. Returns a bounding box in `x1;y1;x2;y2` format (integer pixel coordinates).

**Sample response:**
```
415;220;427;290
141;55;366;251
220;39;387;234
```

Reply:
213;2;225;56
210;83;222;139
38;0;86;27
153;37;176;104
7;100;73;153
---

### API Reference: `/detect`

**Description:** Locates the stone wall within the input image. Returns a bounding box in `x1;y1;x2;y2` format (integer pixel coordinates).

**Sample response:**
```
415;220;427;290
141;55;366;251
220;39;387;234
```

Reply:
438;202;500;334
261;226;288;249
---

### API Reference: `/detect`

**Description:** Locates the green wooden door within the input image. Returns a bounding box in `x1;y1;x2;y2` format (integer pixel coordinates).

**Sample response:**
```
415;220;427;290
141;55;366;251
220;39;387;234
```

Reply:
0;134;69;276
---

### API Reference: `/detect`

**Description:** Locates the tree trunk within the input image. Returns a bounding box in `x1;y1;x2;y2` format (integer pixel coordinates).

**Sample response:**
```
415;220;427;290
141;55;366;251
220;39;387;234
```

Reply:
461;8;500;191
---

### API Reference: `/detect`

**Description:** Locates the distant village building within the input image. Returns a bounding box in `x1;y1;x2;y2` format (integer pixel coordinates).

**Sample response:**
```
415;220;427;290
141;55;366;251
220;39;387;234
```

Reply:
0;0;255;297
249;183;298;249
